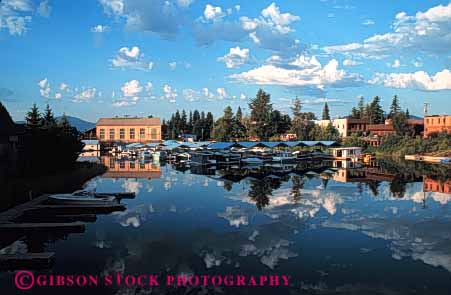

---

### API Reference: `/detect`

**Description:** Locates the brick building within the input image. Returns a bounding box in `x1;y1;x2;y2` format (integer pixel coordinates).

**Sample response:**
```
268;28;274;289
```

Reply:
424;115;451;138
96;117;161;143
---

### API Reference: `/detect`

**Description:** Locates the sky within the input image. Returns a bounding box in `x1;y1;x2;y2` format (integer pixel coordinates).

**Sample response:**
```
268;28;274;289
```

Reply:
0;0;450;122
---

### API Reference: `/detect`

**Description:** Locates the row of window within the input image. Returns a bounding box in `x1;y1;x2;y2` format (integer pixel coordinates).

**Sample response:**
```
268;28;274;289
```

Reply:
99;128;158;140
426;117;451;125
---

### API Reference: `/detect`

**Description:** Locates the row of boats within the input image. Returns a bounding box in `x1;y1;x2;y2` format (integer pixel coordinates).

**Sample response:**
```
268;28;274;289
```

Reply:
109;144;332;166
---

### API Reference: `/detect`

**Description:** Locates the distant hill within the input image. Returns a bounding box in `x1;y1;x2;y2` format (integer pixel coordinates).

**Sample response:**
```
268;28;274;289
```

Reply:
16;116;95;132
409;115;423;120
57;116;95;132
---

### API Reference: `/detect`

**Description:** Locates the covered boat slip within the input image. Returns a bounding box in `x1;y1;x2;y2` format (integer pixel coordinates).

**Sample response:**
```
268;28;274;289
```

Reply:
189;141;338;166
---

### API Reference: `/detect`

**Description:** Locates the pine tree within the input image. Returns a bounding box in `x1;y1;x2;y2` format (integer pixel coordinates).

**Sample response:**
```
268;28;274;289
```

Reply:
58;112;72;133
25;103;42;128
389;95;401;118
322;102;330;120
42;104;56;128
232;107;247;140
236;106;243;123
405;108;410;119
213;106;234;141
290;97;312;140
205;112;214;140
357;96;365;119
249;89;273;140
369;96;385;124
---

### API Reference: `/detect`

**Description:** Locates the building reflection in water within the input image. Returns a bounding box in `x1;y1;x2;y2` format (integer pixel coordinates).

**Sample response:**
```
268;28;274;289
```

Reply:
423;176;451;194
100;156;161;179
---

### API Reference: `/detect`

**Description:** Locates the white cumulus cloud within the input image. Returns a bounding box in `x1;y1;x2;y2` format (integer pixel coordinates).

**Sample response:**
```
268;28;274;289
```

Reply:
111;46;153;71
369;69;451;91
324;4;451;58
73;88;97;102
163;84;177;102
91;24;109;33
218;46;250;68
38;78;51;98
204;4;225;21
231;55;363;92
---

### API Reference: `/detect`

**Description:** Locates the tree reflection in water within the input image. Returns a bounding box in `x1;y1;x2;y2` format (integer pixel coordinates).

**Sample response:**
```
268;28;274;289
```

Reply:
248;179;272;210
290;175;304;204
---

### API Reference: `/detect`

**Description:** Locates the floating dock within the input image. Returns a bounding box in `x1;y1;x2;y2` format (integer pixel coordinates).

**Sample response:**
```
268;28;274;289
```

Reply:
0;252;55;270
0;222;86;233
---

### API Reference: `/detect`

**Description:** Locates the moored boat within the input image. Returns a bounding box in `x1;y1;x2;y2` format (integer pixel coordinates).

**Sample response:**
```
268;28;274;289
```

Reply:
47;194;117;205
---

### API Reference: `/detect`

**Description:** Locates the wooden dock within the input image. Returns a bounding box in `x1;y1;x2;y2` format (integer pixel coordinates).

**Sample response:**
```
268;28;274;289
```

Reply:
0;194;50;224
0;222;86;233
33;203;126;213
0;252;55;270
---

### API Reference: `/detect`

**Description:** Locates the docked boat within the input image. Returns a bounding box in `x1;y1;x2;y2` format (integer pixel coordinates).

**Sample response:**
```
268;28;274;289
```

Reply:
47;194;117;205
73;190;136;199
241;157;264;165
272;151;297;162
140;151;152;159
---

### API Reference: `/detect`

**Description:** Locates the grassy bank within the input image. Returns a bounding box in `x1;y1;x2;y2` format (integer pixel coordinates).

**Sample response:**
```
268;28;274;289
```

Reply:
1;162;107;212
375;134;451;157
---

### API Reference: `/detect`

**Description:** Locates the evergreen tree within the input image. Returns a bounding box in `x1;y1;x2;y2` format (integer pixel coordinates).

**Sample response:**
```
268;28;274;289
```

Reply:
232;107;247;140
358;96;365;119
25;103;42;128
236;106;243;122
290;97;312;140
59;113;70;129
389;95;401;119
405;108;410;119
205;112;214;140
322;102;331;120
212;106;234;141
187;111;193;134
181;110;187;134
368;96;385;124
0;101;15;132
249;89;274;140
42;104;56;128
351;107;359;118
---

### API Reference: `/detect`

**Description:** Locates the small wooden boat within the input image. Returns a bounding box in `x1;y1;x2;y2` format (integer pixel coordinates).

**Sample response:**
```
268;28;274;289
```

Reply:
241;157;264;165
47;194;117;205
73;190;135;199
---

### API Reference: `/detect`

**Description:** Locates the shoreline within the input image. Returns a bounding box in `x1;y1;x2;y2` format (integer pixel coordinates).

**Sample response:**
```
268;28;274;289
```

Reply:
0;162;106;213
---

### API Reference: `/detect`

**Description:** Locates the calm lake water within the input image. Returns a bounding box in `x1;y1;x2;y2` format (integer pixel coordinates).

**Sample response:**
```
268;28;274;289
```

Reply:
1;157;451;294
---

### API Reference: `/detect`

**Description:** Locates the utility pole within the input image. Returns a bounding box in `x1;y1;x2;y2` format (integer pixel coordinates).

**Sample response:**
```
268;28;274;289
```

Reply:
424;102;430;116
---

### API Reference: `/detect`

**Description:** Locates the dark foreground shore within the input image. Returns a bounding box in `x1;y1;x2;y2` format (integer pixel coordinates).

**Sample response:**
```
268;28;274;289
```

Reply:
0;162;106;212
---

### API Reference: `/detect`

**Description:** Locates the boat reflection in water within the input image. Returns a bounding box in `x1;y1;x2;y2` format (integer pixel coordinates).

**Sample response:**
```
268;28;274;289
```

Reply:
1;156;451;294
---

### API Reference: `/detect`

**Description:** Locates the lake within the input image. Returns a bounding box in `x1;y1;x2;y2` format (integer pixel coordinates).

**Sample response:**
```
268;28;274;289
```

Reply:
1;157;451;294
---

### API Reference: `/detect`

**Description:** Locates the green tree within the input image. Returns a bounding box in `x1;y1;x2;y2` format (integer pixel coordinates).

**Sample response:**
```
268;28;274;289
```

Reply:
25;103;42;128
368;96;385;124
42;104;56;128
212;106;234;141
322;102;330;120
249;89;274;140
290;97;313;140
358;96;365;119
389;95;401;119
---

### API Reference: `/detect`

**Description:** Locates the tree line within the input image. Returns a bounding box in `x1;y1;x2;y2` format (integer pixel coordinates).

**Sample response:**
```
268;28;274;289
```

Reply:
161;110;215;140
349;95;416;136
162;89;340;142
2;103;84;176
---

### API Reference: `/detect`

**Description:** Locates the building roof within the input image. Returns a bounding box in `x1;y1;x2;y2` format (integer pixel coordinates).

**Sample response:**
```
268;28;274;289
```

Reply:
96;117;161;126
82;140;99;145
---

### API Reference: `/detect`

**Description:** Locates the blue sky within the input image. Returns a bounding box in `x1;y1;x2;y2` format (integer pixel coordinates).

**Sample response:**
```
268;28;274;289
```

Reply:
1;0;450;122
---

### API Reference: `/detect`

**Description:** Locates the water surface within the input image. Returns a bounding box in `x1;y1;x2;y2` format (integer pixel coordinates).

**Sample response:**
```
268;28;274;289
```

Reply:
1;158;451;295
